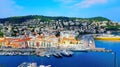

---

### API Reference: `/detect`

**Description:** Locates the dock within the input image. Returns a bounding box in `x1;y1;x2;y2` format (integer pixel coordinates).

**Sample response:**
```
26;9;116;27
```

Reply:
71;48;112;53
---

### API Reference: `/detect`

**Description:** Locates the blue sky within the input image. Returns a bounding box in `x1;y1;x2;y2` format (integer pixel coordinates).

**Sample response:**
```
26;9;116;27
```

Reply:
0;0;120;22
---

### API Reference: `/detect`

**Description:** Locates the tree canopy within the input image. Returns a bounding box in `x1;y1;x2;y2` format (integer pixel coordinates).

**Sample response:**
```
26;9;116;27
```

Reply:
0;15;110;24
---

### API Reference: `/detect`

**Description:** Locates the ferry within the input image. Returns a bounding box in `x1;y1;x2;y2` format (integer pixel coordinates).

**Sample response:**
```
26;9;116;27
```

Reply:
94;34;120;41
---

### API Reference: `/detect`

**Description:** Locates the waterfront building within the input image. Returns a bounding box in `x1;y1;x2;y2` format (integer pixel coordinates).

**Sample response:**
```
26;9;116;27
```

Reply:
0;35;31;48
60;35;82;48
0;33;95;50
27;35;58;48
0;38;7;47
4;37;30;48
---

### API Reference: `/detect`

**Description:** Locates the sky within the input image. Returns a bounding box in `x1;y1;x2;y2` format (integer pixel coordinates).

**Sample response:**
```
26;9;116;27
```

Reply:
0;0;120;22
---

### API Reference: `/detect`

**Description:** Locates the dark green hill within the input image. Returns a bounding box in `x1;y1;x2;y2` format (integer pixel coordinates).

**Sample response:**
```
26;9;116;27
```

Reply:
88;16;110;21
0;15;110;24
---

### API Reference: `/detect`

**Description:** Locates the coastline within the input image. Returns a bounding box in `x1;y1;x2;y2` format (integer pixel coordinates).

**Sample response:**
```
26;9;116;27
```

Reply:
0;40;119;67
0;48;112;56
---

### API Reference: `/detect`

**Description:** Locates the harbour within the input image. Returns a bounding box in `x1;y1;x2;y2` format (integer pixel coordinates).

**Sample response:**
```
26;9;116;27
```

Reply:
0;40;119;67
0;34;119;67
0;0;120;66
0;47;112;57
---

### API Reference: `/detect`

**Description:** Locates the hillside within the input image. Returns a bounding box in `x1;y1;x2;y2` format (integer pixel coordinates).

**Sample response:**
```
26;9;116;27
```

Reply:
0;15;110;24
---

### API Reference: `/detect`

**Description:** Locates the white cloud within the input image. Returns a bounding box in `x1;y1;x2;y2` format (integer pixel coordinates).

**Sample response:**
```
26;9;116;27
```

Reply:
0;0;23;18
74;0;108;8
54;0;109;8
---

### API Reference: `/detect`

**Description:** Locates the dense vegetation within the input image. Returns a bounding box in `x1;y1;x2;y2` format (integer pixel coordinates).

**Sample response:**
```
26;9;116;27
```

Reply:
88;17;110;21
0;28;4;37
0;15;110;24
106;25;120;30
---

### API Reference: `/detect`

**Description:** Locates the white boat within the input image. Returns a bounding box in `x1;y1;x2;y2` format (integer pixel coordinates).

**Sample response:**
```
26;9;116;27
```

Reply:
53;53;59;57
39;65;45;67
45;54;50;58
39;65;51;67
18;62;51;67
56;52;62;57
61;50;73;56
68;51;73;55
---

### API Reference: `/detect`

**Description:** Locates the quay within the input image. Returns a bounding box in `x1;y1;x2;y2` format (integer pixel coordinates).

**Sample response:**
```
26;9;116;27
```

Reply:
71;48;112;53
0;48;112;57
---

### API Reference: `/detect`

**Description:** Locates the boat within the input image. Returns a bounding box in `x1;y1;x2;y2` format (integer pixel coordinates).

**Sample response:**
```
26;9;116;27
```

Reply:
94;34;120;41
18;62;37;67
45;54;50;58
53;53;61;58
61;50;73;57
56;52;63;57
39;65;51;67
18;62;28;67
67;51;73;56
18;62;51;67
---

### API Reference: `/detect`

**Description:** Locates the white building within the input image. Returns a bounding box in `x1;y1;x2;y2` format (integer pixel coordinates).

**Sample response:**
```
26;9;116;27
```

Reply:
60;31;79;38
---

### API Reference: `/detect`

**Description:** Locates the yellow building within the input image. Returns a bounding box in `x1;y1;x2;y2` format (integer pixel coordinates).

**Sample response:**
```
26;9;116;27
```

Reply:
0;38;7;47
60;35;81;48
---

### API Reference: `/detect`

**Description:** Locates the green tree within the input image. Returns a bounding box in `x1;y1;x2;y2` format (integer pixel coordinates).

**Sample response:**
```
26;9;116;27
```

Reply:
0;32;4;37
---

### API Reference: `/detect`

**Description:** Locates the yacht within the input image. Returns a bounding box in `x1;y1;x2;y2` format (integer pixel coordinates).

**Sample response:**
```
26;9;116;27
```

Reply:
18;62;51;67
61;50;73;56
53;53;60;58
39;65;51;67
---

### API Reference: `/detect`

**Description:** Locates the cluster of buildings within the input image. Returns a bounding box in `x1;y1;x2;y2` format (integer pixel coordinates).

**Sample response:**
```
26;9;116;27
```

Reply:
1;18;115;49
1;18;118;38
0;18;110;49
0;31;95;49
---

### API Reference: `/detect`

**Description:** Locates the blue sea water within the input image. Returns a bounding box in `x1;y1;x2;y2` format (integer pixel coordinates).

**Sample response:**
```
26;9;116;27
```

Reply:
0;40;120;67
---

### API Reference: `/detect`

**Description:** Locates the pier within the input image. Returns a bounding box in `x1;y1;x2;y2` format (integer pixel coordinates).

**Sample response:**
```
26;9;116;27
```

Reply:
72;48;112;53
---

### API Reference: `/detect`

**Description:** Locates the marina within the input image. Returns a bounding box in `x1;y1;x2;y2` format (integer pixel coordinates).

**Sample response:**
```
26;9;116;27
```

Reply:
0;34;119;67
0;48;112;57
0;48;74;58
0;0;120;67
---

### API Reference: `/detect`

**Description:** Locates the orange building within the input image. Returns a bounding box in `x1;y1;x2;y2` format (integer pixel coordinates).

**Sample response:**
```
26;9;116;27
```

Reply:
0;36;31;48
0;38;7;47
60;35;81;48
